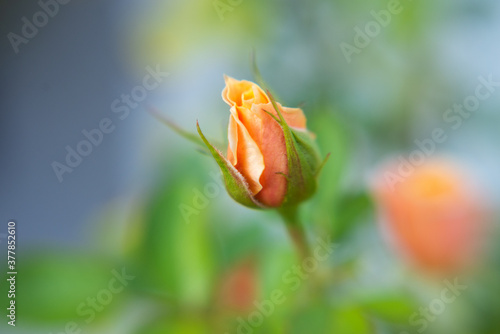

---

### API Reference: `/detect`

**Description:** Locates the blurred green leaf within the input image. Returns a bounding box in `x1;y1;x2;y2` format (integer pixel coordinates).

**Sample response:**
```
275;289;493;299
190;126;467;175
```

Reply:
304;110;350;231
332;192;374;242
289;304;329;334
258;237;296;300
330;307;372;334
136;315;208;334
15;253;116;323
135;154;216;308
356;292;417;324
214;219;265;268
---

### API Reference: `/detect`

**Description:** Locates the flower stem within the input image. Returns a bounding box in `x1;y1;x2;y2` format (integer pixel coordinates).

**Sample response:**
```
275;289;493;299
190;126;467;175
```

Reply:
279;206;310;261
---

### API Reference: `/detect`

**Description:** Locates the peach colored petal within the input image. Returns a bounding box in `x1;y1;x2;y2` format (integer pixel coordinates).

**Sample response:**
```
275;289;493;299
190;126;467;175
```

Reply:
234;123;264;195
248;84;269;105
255;120;288;207
222;75;252;106
244;103;289;207
226;105;264;194
222;75;269;108
227;114;238;165
281;106;307;129
235;106;262;140
251;102;307;130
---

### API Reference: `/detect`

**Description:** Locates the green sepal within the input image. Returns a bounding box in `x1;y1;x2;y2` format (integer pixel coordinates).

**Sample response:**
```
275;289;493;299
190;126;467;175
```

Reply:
149;107;216;154
250;50;267;92
251;51;281;102
316;152;331;178
267;92;324;207
196;121;265;209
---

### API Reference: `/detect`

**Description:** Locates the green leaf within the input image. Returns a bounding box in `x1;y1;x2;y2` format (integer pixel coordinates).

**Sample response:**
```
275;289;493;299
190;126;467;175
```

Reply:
136;156;216;307
333;192;374;242
215;220;266;267
258;240;296;299
14;253;116;323
135;315;208;334
303;110;350;232
290;304;330;334
330;307;372;334
357;292;418;324
197;121;265;209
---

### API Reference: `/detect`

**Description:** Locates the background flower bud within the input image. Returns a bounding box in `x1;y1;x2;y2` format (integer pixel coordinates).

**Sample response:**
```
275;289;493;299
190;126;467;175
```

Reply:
373;159;488;274
217;259;258;313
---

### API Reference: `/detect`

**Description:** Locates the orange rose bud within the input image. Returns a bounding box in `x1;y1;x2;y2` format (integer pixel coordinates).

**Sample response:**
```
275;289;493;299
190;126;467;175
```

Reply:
373;159;487;274
217;260;258;313
197;76;324;209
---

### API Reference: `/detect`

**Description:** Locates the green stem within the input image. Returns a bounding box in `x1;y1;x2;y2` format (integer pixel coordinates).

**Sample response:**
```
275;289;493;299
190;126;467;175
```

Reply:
279;206;310;261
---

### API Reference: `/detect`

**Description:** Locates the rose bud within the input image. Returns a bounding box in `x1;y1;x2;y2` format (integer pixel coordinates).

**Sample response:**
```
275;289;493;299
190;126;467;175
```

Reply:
217;259;258;313
372;159;487;274
197;76;326;209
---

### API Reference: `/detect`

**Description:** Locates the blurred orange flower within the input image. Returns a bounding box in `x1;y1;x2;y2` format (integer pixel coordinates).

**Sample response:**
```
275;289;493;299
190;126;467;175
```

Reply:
217;259;258;313
373;159;487;274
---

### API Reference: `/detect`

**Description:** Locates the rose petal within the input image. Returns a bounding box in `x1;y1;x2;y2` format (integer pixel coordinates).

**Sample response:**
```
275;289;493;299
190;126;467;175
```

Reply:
222;75;269;108
227;106;264;194
280;106;307;130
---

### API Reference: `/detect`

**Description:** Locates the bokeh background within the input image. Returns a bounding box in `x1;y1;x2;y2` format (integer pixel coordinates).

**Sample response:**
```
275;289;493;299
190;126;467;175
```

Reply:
1;0;500;333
